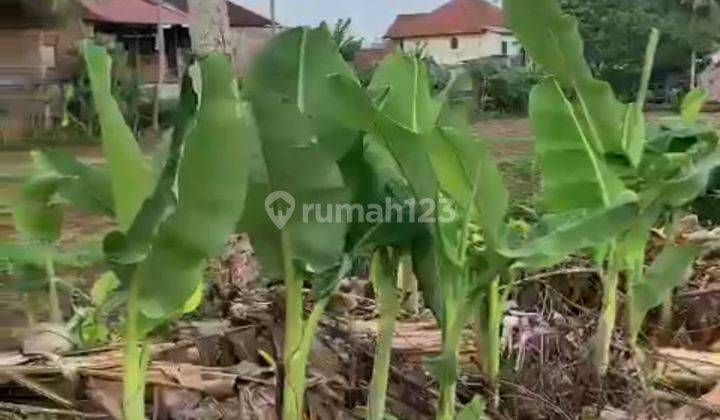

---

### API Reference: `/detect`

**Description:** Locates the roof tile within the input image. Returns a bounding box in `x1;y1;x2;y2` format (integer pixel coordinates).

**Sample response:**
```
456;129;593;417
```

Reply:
385;0;506;39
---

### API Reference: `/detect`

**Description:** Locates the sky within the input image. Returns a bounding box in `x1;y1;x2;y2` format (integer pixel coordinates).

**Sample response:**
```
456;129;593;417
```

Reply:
232;0;448;44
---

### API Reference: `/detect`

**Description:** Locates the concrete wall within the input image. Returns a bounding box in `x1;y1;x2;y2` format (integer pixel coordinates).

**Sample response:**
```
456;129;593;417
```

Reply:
230;26;274;76
397;31;520;65
0;27;78;140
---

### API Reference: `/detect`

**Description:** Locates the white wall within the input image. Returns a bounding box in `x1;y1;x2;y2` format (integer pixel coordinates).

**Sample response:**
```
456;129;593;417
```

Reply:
398;31;519;65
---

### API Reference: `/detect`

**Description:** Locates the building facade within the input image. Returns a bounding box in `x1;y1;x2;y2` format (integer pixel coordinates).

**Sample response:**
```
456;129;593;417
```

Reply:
385;0;520;66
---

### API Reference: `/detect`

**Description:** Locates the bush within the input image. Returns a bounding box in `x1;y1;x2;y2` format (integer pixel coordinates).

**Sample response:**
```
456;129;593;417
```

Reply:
467;59;541;114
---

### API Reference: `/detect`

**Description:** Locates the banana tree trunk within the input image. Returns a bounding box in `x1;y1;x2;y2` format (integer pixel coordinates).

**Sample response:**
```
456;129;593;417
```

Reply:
595;245;621;376
188;0;232;56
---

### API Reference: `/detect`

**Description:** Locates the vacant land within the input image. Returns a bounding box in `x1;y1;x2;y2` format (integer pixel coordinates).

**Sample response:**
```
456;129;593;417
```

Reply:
2;111;718;235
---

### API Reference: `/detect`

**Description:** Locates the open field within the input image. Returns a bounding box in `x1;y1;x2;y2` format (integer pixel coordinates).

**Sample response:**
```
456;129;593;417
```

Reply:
3;111;719;235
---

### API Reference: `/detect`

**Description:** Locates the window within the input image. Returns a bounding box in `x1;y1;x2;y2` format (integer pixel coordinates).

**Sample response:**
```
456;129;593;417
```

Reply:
501;40;508;56
450;36;459;50
399;39;405;50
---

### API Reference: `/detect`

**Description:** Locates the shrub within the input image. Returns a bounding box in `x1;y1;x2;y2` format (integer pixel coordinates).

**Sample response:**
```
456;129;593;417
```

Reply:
466;59;541;114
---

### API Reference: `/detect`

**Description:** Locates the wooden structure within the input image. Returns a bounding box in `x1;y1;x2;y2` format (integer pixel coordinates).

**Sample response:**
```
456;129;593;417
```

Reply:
0;0;275;141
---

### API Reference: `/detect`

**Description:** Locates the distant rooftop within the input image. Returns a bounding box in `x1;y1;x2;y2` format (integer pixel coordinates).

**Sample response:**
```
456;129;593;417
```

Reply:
385;0;507;39
80;0;273;27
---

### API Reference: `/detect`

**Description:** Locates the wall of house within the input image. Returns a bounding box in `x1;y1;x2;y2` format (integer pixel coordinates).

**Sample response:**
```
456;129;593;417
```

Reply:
230;26;274;75
0;24;84;140
397;31;520;65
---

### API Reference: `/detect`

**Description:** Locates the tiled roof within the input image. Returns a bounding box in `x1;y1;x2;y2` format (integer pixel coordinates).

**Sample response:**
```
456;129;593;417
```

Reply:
354;47;392;71
164;0;274;27
80;0;273;27
80;0;189;25
385;0;507;39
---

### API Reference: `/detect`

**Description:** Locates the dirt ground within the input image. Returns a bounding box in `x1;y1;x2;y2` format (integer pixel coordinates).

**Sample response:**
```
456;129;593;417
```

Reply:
2;113;720;418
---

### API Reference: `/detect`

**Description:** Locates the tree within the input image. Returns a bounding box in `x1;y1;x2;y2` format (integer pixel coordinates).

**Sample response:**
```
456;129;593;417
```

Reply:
672;0;720;87
557;0;690;95
187;0;232;56
328;18;363;63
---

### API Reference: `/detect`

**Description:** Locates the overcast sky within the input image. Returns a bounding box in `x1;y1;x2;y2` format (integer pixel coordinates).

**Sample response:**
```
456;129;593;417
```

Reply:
232;0;448;44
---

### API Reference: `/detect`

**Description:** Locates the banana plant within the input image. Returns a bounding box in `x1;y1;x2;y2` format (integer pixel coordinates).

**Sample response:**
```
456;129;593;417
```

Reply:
506;0;720;374
10;147;110;324
625;89;720;348
241;26;365;420
83;41;249;419
329;48;640;417
506;0;651;375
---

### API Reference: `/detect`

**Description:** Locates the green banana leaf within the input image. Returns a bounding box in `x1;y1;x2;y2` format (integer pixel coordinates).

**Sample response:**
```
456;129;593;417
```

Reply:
13;171;63;242
681;88;709;126
660;150;720;207
241;92;350;277
132;54;248;327
442;128;509;249
0;241;102;269
244;27;361;161
34;150;114;217
505;0;631;163
82;41;154;231
457;396;487;420
529;80;626;212
369;53;440;133
503;193;640;268
629;244;701;339
103;71;198;266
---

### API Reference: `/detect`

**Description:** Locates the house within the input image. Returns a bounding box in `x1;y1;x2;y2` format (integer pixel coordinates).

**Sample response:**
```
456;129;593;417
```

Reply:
353;47;392;72
162;0;276;74
81;0;276;79
0;1;86;140
384;0;521;66
0;0;274;140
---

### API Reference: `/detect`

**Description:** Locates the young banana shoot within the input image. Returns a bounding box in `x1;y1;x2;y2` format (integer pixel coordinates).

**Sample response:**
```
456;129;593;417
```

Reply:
366;249;400;420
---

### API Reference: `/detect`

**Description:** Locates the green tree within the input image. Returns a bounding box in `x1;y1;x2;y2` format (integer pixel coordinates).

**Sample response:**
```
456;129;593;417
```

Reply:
671;0;720;87
328;18;363;63
557;0;690;96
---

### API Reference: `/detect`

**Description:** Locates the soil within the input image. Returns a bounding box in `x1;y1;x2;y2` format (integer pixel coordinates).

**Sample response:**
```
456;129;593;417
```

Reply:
2;116;720;419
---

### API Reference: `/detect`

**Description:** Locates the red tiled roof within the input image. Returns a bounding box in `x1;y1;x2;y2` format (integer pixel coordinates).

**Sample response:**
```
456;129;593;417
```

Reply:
385;0;507;39
354;47;392;71
227;2;273;27
164;0;274;27
80;0;189;25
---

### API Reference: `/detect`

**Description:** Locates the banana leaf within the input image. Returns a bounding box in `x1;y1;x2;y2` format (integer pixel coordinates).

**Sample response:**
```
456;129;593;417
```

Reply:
34;149;114;216
82;41;154;231
132;54;248;326
103;71;198;266
529;80;627;212
505;0;630;162
629;244;701;339
244;27;361;161
369;53;440;133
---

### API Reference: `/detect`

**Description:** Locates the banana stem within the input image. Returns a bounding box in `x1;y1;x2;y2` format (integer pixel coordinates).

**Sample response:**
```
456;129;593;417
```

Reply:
122;277;149;420
437;279;472;420
486;277;501;405
398;254;419;315
281;230;305;420
367;250;399;420
626;256;644;350
595;246;621;376
45;256;62;324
